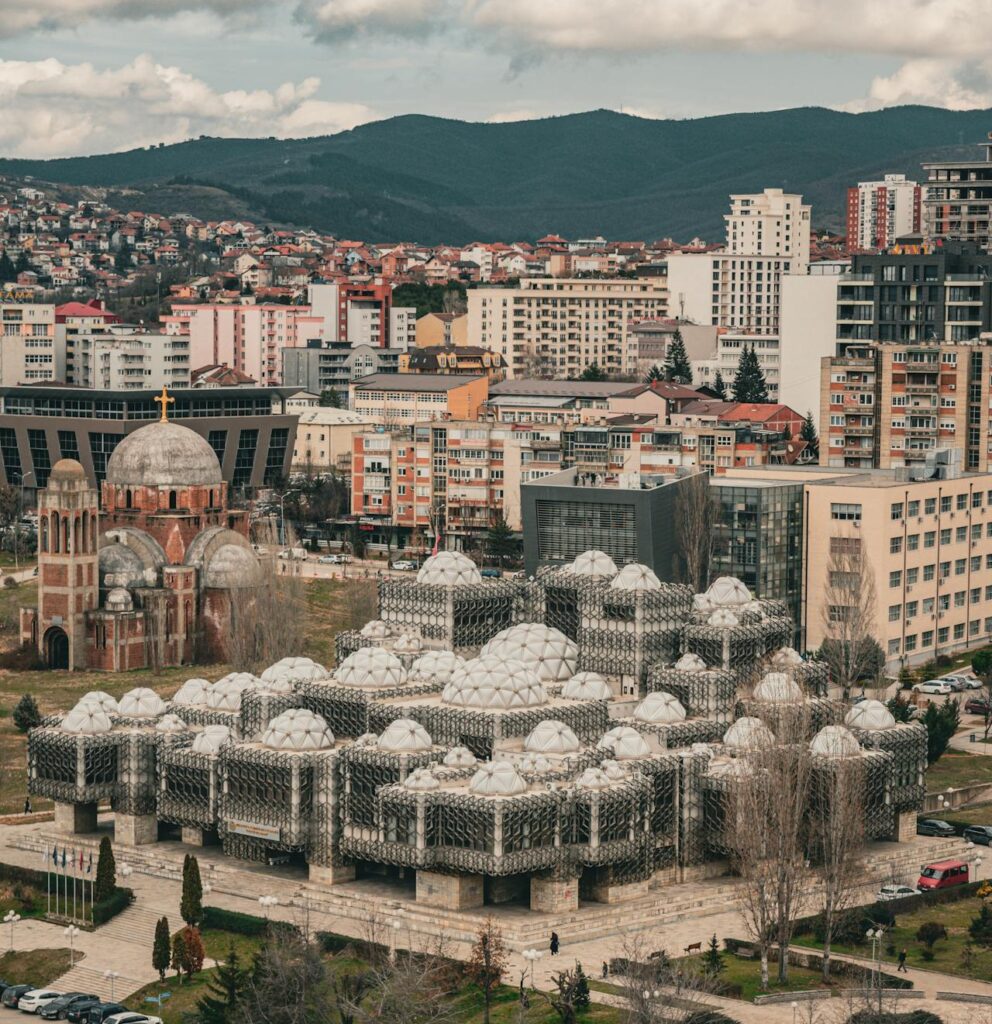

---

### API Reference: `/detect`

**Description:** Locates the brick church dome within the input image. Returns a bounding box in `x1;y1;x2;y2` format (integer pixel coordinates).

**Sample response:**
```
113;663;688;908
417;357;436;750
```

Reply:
106;421;222;488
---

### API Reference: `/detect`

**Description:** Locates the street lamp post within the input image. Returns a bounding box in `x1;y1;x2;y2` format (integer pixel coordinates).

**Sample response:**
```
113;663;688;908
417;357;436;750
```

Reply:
866;927;885;1013
522;948;543;989
278;490;298;548
14;469;34;572
64;924;80;967
258;895;278;919
4;910;20;951
103;970;119;1001
389;919;401;963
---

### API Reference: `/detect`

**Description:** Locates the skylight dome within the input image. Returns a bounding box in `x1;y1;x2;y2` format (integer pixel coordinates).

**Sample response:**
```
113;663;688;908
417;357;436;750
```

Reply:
334;647;407;688
416;551;482;586
562;673;613;700
442;656;548;709
262;709;334;751
480;623;577;683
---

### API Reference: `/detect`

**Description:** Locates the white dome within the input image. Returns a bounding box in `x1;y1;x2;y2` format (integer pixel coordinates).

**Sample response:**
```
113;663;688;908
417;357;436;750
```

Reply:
155;713;188;734
845;699;897;732
723;717;775;750
610;563;662;591
105;587;133;612
519;752;553;772
675;653;707;672
409;650;465;684
692;594;713;614
598;725;651;760
262;709;334;751
601;759;627;781
810;725;863;758
442;656;548;709
442;745;477;767
360;619;390;639
392;632;423;655
377;718;434;753
261;657;328;685
708;609;740;628
258;675;295;695
576;767;613;791
207;675;260;711
416;551;482;586
567;550;618;578
770;647;804;669
173;678;211;706
62;703;113;735
354;732;379;747
524;719;581;754
562;672;613;700
404;767;439;791
634;692;686;724
706;577;752;607
480;623;577;683
753;672;804;703
76;691;118;713
191;725;232;754
469;761;528;796
117;687;167;719
334;647;407;688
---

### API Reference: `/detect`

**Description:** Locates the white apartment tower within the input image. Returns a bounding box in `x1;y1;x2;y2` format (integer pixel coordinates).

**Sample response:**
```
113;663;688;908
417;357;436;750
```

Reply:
846;174;922;251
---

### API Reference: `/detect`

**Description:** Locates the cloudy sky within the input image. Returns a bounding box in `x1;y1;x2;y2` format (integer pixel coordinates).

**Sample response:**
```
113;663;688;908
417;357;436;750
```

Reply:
0;0;988;158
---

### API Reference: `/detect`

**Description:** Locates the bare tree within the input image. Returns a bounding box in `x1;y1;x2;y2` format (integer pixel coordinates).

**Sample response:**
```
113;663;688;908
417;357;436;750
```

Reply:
240;930;332;1024
675;471;715;592
819;537;879;700
465;917;508;1024
225;572;308;672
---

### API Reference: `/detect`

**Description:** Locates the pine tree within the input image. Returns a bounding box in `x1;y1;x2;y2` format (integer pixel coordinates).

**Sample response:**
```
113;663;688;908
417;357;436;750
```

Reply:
573;962;590;1011
578;362;606;382
703;934;725;976
712;369;727;400
731;344;769;403
171;930;188;982
195;945;248;1024
12;693;40;732
14;251;30;274
180;853;203;926
643;364;665;383
800;410;819;460
153;916;171;982
0;252;16;283
486;516;517;566
94;835;116;903
664;329;693;384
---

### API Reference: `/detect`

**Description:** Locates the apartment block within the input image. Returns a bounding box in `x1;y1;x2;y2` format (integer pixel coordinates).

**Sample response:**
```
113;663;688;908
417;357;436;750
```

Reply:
922;134;992;247
291;407;377;475
846;174;922;251
282;341;401;396
415;311;468;348
72;326;190;390
0;302;59;385
308;281;415;349
349;372;488;426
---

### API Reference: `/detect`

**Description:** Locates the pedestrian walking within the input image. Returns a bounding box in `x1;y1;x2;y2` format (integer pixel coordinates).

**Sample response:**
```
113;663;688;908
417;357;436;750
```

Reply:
23;796;31;815
897;948;908;972
550;931;560;956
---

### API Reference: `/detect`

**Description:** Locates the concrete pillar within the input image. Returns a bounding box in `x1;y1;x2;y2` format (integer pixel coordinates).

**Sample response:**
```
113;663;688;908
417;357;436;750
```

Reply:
590;877;650;904
181;826;214;847
895;809;917;843
53;801;97;835
416;870;484;910
309;863;357;886
115;812;158;846
530;875;579;914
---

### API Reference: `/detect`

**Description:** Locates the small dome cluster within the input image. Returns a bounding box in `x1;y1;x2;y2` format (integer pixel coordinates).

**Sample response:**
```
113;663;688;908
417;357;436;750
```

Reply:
723;717;774;751
598;725;650;760
207;674;262;712
416;551;482;587
173;678;211;706
770;647;804;670
706;577;753;607
262;657;329;687
562;672;612;700
442;656;547;709
155;714;188;734
634;692;686;724
480;623;577;683
62;702;113;735
117;687;167;719
753;672;803;703
78;691;118;714
810;725;862;758
442;745;477;767
610;563;662;591
334;648;407;688
675;653;707;672
408;650;465;684
404;767;439;791
262;709;334;751
377;718;433;753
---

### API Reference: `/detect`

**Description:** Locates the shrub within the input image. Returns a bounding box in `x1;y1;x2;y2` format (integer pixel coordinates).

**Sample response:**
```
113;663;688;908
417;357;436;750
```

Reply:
915;921;948;952
846;1013;943;1024
92;886;134;926
201;905;298;939
12;693;40;732
969;903;992;946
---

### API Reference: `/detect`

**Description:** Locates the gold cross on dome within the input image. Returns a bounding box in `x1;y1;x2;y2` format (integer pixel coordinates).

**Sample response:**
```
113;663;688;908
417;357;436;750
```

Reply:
154;386;175;422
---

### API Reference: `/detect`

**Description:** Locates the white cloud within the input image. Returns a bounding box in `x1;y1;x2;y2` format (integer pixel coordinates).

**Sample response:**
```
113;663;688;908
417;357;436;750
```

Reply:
294;0;443;41
0;55;376;157
844;58;992;112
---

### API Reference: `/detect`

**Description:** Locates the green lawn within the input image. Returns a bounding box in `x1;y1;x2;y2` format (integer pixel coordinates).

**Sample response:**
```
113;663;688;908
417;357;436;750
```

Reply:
678;952;849;1002
303;577;377;667
926;750;992;792
940;801;992;827
0;947;74;988
0;877;47;919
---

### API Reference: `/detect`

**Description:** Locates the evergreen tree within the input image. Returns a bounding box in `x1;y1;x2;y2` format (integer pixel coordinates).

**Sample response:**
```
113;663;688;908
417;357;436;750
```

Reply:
114;243;132;274
318;388;341;408
712;369;727;400
486;516;517;566
643;364;665;383
195;945;248;1024
578;362;606;382
703;934;725;976
94;835;116;903
180;853;203;926
153;916;171;982
664;329;693;384
800;410;819;460
0;252;15;283
731;344;769;403
14;251;30;274
171;930;189;982
12;693;40;732
182;925;205;977
573;963;590;1012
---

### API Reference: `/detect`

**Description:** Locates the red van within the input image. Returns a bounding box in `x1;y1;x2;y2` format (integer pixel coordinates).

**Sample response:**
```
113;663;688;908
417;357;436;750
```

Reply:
917;859;970;891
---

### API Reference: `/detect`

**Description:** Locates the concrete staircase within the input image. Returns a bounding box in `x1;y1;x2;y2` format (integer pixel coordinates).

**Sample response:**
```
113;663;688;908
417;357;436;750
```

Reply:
49;961;144;1004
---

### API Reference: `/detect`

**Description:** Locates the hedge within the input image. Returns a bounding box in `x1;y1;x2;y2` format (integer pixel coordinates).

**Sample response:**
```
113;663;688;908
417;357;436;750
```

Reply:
316;931;464;977
201;905;298;939
93;886;134;926
846;1012;943;1024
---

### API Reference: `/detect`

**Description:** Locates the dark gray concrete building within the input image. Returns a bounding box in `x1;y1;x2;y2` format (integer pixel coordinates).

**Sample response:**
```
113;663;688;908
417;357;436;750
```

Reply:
282;341;400;397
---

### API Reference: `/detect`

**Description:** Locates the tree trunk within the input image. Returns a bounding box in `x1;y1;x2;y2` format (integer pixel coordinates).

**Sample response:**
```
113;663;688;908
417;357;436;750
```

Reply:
760;949;769;990
822;937;832;984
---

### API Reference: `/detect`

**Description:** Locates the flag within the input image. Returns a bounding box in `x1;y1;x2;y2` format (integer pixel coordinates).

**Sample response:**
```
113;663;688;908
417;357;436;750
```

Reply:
86;852;92;874
71;847;76;875
61;847;66;869
79;849;84;872
51;845;57;867
40;845;47;867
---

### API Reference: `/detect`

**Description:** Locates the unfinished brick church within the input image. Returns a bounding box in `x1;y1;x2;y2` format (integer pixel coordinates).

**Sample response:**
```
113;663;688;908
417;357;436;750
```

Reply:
20;393;264;671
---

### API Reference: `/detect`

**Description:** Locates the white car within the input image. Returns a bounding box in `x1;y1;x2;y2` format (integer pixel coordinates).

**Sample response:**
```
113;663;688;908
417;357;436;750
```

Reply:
278;548;308;561
913;680;953;695
876;884;919;901
104;1016;163;1024
18;991;63;1014
390;560;418;571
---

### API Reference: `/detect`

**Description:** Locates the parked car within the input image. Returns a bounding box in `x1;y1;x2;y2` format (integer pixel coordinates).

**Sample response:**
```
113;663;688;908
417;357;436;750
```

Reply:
2;985;33;1009
963;825;992;846
913;680;953;695
876;884;919;901
390;560;418;571
80;1004;127;1023
103;1015;162;1024
18;990;64;1014
40;994;98;1020
965;697;992;715
916;818;957;837
480;568;502;579
278;547;308;561
939;677;968;692
317;554;350;565
917;858;970;891
64;999;103;1023
945;675;983;690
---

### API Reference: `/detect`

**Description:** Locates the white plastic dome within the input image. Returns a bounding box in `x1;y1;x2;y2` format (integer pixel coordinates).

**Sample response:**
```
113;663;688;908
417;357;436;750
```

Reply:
173;678;210;706
634;692;687;724
469;761;528;796
207;675;259;711
76;691;118;713
192;725;232;754
360;619;390;639
845;700;897;732
810;725;863;758
262;709;334;751
392;632;423;655
261;657;329;685
562;672;613;700
377;718;433;753
770;647;804;670
216;671;264;689
258;675;295;695
753;672;804;703
675;653;707;672
480;623;577;683
442;745;477;767
708;609;740;628
155;713;188;734
62;703;113;735
416;551;482;586
692;593;713;614
723;717;775;750
567;550;618;578
524;720;581;754
601;759;627;781
409;650;465;684
576;767;613;791
519;752;553;773
334;647;407;688
610;563;662;591
404;767;439;791
598;725;651;760
442;656;548;709
105;587;133;612
706;577;752;607
117;687;167;719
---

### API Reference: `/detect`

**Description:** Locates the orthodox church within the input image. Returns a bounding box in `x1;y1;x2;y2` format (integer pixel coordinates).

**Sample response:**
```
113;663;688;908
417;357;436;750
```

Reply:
21;390;265;670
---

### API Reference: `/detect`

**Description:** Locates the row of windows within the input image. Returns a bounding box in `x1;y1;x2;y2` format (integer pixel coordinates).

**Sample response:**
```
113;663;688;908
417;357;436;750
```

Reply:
888;553;992;587
887;619;989;656
890;521;992;552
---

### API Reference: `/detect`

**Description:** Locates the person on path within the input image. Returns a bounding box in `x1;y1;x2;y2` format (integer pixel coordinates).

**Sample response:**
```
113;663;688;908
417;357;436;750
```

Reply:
897;949;908;972
23;796;31;815
550;932;560;956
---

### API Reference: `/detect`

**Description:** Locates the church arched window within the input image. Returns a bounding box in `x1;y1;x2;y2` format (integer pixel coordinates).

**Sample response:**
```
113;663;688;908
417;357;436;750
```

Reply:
63;516;70;554
169;490;177;510
40;516;47;553
73;516;80;554
81;511;89;553
184;600;192;636
125;489;132;509
51;513;60;554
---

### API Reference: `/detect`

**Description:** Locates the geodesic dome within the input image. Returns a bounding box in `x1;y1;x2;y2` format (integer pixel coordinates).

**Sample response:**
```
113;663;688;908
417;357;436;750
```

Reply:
480;623;577;683
469;761;528;796
633;692;687;724
567;550;618;578
361;619;391;639
334;647;407;688
723;717;775;751
404;767;439;791
562;672;613;700
257;675;295;695
117;687;167;719
442;745;477;767
706;577;752;607
442;656;548;709
576;767;613;791
519;752;553;773
416;551;482;586
262;709;334;751
601;759;627;781
810;725;862;759
610;563;662;591
524;720;581;754
845;700;897;732
192;725;232;755
392;633;423;655
753;672;804;703
708;609;740;628
377;718;434;753
770;647;804;670
409;650;465;684
173;678;210;706
207;675;259;711
675;653;707;672
62;703;113;735
261;657;328;686
155;714;188;733
598;725;651;760
77;691;118;714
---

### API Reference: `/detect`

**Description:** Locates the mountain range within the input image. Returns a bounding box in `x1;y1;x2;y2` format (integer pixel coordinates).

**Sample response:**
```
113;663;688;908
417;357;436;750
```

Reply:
2;106;992;245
